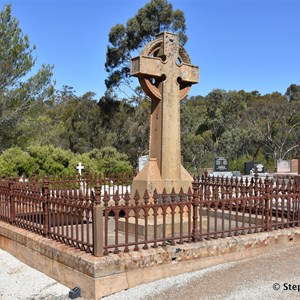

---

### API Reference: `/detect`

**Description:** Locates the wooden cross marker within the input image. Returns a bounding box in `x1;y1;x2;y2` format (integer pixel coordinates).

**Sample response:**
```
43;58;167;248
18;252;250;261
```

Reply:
130;32;199;194
76;162;84;176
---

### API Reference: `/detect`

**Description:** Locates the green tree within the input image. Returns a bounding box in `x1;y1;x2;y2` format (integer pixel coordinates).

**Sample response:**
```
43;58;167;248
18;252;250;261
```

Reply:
180;95;213;172
105;0;187;99
0;4;54;151
68;147;133;175
246;92;299;161
90;147;132;174
63;92;102;153
286;84;300;102
182;131;214;174
198;89;248;155
110;98;150;166
68;152;101;176
97;92;144;164
181;95;206;136
0;147;36;177
40;87;104;153
27;145;74;175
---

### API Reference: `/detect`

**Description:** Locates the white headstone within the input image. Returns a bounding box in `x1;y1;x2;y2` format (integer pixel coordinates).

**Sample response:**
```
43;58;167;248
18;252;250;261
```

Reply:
138;155;149;172
276;160;290;173
76;162;84;176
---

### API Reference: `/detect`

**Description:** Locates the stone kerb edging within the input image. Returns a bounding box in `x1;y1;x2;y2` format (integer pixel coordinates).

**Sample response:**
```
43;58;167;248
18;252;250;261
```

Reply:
1;220;300;299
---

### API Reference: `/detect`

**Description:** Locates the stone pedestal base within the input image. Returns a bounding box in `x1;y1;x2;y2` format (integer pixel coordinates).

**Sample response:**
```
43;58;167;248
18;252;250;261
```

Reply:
131;158;193;200
119;216;207;238
3;221;300;299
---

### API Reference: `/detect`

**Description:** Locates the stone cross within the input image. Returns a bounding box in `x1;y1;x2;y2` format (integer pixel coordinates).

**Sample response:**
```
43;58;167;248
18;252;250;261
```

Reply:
76;162;84;176
130;32;199;194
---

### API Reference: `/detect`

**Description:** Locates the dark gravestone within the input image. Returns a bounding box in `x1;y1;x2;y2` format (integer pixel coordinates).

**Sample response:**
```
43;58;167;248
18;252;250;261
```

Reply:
214;157;229;172
244;161;265;175
245;162;257;175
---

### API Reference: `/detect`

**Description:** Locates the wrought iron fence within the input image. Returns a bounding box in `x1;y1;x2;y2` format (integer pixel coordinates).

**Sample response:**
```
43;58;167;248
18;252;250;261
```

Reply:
0;173;299;256
0;173;134;254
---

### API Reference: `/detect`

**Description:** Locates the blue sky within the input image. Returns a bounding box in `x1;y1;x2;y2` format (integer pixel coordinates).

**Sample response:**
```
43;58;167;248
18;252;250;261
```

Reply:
2;0;300;99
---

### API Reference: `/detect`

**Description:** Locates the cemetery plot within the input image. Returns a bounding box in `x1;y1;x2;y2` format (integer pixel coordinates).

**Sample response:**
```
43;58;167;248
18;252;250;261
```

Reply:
0;171;299;256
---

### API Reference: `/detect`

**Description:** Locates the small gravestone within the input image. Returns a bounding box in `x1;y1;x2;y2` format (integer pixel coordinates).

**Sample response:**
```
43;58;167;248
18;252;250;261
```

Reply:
212;157;232;177
214;157;229;172
276;160;290;173
245;161;267;176
291;159;298;173
244;162;258;175
138;155;149;172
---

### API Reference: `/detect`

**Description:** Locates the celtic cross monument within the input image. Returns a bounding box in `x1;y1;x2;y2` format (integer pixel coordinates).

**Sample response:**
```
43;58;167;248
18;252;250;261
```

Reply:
130;31;199;196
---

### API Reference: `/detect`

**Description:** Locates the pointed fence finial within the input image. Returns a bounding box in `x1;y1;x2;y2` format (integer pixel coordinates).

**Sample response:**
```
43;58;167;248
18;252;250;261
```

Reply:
134;190;140;206
153;189;158;204
143;189;150;205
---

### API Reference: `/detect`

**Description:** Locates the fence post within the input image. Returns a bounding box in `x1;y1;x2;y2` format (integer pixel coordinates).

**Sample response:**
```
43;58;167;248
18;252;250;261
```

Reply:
192;176;200;241
295;141;300;187
93;184;103;257
42;179;49;237
9;177;15;224
264;177;271;231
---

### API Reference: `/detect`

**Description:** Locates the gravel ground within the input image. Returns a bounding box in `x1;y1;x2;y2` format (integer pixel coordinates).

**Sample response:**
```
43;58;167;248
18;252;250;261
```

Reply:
0;249;71;300
1;244;300;300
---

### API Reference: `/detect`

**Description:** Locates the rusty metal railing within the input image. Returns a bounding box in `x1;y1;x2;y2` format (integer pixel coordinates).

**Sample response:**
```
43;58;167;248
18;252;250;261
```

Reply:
101;173;300;254
0;173;299;256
